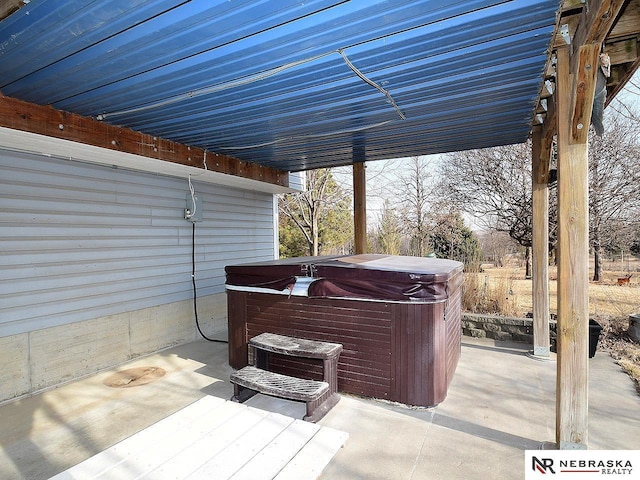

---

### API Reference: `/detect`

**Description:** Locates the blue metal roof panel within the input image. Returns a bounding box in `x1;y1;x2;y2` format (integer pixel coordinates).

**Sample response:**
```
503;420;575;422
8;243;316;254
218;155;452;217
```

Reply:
0;0;559;172
130;30;549;138
32;0;513;113
94;13;551;122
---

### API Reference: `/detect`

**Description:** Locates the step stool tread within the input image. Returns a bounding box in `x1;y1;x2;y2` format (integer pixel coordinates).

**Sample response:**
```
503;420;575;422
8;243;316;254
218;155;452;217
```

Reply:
250;333;342;359
231;366;329;402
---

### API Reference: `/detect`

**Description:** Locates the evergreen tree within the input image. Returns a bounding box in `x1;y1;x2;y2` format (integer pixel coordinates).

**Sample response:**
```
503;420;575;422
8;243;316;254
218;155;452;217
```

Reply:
429;206;481;269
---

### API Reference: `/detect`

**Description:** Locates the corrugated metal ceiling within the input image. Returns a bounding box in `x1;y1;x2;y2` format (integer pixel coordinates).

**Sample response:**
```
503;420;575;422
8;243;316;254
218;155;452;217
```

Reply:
0;0;559;172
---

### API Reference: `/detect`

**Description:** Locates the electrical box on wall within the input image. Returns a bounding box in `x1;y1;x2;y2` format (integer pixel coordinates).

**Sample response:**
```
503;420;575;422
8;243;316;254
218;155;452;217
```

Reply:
185;193;203;222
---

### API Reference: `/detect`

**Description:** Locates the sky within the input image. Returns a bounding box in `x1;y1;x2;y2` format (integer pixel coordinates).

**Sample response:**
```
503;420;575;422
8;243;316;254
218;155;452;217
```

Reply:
610;69;640;112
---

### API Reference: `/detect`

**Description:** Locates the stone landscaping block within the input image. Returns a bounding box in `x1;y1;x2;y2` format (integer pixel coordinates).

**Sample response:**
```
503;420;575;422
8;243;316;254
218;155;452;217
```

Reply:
489;331;512;342
468;328;487;338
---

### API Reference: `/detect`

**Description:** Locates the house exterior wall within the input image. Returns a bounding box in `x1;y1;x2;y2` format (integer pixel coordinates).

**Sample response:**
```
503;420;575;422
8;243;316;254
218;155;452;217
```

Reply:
0;149;277;402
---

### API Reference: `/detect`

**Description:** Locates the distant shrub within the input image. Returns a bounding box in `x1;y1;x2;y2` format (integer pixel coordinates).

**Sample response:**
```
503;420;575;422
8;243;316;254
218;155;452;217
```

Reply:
462;272;520;317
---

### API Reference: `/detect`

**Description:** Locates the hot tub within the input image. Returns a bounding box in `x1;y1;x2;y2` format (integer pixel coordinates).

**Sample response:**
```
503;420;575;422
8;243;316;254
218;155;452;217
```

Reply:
225;254;463;407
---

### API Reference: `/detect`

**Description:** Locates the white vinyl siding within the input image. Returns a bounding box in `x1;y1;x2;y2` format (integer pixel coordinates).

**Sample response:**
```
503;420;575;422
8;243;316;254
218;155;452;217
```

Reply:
288;170;305;191
0;149;275;338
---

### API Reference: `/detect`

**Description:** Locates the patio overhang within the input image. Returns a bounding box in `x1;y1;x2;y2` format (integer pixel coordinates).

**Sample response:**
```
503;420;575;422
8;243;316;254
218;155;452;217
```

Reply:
0;1;637;174
0;0;561;173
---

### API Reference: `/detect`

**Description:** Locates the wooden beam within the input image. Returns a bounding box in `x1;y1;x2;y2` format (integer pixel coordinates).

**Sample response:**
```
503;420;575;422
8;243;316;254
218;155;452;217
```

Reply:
540;92;557;166
608;0;640;39
604;38;639;65
0;94;288;188
571;0;627;53
531;127;551;358
353;162;367;255
555;46;590;450
0;0;23;21
571;43;601;144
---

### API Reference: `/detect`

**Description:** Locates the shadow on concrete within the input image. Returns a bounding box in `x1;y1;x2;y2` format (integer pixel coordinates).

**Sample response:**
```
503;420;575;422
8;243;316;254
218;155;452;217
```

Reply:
431;412;543;450
461;340;530;357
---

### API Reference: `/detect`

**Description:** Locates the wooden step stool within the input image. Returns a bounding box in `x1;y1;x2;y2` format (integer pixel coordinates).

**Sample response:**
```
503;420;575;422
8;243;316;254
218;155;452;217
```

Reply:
231;332;343;422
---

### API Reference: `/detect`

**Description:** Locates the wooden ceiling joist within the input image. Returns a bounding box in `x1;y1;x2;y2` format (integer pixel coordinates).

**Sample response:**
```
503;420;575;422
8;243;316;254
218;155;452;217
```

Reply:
604;0;640;100
0;94;289;188
609;0;640;38
605;37;638;65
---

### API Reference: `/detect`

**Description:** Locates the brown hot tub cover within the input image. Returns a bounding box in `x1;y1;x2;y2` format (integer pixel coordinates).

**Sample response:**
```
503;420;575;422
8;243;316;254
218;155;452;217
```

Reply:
225;254;463;303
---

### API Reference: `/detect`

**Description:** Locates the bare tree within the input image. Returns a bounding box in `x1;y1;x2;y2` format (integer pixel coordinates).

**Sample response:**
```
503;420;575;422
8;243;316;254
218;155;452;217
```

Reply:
438;103;640;281
373;199;402;255
439;142;539;277
356;156;481;263
478;230;519;267
330;159;405;229
589;110;640;281
279;168;352;256
396;156;437;257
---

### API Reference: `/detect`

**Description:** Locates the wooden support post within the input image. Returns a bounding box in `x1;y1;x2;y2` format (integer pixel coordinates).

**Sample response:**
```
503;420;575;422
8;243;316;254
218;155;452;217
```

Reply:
555;45;595;450
531;127;551;358
353;162;367;254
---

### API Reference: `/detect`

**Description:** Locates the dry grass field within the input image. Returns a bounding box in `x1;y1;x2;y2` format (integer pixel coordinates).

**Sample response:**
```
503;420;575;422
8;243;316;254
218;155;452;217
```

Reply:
465;259;640;393
479;264;640;319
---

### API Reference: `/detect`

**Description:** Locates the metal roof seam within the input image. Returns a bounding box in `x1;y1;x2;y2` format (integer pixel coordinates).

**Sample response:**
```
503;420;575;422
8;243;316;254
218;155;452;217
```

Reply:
216;120;396;152
96;41;414;125
96;50;337;121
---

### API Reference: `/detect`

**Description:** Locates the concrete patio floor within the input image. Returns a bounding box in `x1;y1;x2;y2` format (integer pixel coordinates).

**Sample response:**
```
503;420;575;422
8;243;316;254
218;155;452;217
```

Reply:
1;336;639;480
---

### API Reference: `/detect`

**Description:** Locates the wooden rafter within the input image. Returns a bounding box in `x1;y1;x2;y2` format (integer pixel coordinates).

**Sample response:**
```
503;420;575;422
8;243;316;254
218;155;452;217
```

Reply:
0;94;289;188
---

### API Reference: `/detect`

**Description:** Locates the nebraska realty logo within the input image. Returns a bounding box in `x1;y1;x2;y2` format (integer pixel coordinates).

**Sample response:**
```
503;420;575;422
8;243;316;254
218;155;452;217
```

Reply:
525;450;640;479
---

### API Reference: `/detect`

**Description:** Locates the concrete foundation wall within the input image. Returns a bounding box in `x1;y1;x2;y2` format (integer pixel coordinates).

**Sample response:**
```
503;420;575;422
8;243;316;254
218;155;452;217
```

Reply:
0;293;227;404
